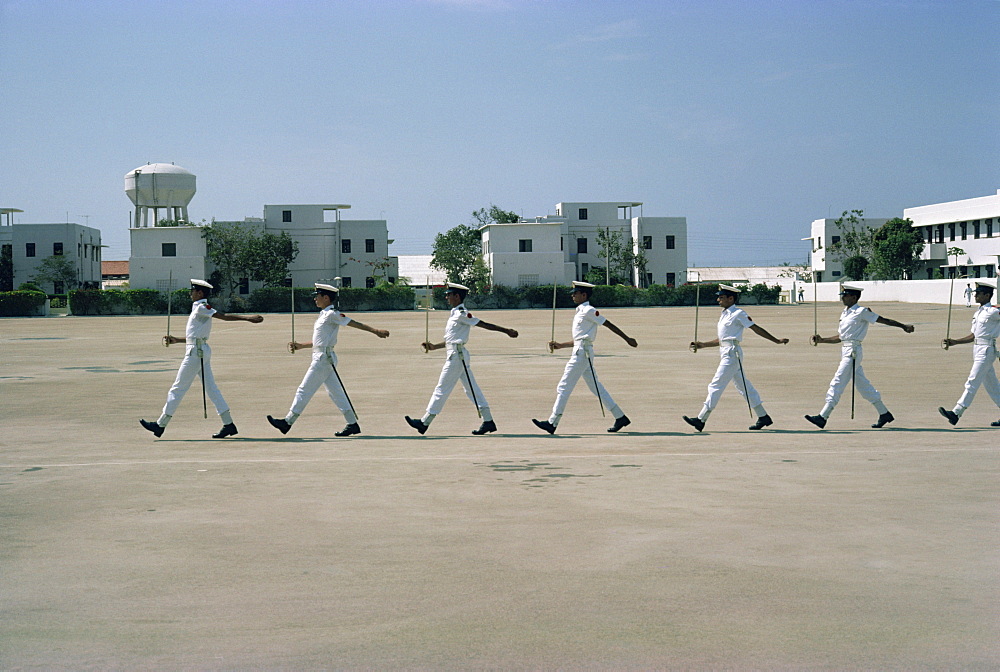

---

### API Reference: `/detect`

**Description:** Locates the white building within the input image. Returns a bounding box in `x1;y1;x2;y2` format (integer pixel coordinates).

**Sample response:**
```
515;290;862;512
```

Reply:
906;189;1000;280
0;210;102;293
130;205;399;293
481;201;688;287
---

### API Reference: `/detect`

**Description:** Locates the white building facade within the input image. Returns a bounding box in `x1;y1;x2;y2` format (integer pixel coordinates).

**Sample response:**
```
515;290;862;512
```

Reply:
906;189;1000;280
129;205;398;293
807;217;888;283
0;217;102;293
481;201;688;287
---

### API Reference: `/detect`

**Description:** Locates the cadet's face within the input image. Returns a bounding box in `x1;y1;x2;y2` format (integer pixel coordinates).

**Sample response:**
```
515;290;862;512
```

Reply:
445;292;462;307
190;288;205;301
717;294;735;308
841;293;860;306
975;288;993;305
571;289;587;304
314;293;332;308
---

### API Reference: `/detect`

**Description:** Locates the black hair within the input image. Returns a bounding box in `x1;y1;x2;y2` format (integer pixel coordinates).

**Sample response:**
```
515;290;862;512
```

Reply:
446;288;468;301
573;285;594;299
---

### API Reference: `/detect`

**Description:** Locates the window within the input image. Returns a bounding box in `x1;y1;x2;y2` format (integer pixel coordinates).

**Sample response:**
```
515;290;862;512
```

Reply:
518;274;539;287
973;221;980;239
78;243;82;257
643;236;652;250
581;263;589;277
832;235;841;245
365;238;375;253
340;277;351;287
577;237;587;254
342;239;351;254
949;223;956;241
832;270;842;277
987;219;994;237
817;236;822;249
666;272;675;287
366;277;375;288
936;224;944;243
26;243;35;257
560;237;563;251
645;272;653;286
578;208;588;220
518;239;532;252
238;278;249;295
53;242;63;256
162;243;177;257
960;222;967;240
665;235;675;250
54;281;64;294
282;210;292;222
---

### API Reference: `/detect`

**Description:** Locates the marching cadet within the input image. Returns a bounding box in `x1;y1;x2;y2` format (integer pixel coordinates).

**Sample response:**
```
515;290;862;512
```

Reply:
939;278;1000;427
532;281;637;434
140;279;264;439
683;284;788;432
267;283;389;438
405;282;518;435
804;284;915;429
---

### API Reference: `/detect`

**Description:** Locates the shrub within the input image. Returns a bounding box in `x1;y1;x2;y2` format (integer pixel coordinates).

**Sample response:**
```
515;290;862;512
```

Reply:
0;290;47;316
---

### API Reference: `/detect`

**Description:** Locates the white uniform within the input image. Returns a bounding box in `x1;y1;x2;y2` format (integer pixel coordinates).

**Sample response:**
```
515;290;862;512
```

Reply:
952;303;1000;415
285;306;357;425
422;304;492;422
698;305;766;420
820;303;889;417
158;298;232;426
548;301;623;424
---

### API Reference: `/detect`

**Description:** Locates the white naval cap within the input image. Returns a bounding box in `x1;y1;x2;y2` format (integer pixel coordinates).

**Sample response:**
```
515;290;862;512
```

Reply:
313;282;339;294
445;282;469;292
572;281;596;289
716;284;741;294
974;279;997;290
190;279;213;290
840;283;864;294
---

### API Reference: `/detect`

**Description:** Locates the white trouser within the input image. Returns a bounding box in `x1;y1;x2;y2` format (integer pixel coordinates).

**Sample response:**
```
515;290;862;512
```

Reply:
549;342;622;423
288;349;356;424
161;342;230;420
701;342;764;417
955;342;1000;412
425;346;491;420
823;343;885;415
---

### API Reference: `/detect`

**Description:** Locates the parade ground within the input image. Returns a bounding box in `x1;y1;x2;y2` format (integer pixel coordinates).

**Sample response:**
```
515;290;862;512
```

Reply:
2;301;998;670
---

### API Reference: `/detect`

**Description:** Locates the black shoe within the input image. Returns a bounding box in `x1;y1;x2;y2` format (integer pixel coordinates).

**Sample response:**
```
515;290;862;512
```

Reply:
991;419;1000;427
804;414;827;429
405;416;428;435
472;420;497;435
532;418;556;434
938;407;959;426
212;423;238;439
335;422;361;437
682;415;705;433
267;415;291;435
872;412;894;429
607;415;631;433
749;415;773;430
140;419;164;437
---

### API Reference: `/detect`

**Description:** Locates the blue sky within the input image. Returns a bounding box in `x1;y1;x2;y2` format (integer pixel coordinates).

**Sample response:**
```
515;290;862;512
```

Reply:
1;0;997;266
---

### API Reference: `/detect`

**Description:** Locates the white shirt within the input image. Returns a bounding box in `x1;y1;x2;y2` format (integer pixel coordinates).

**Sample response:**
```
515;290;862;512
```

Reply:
444;304;480;345
838;303;879;342
971;304;1000;340
717;305;754;341
572;302;606;342
312;306;352;350
185;299;216;340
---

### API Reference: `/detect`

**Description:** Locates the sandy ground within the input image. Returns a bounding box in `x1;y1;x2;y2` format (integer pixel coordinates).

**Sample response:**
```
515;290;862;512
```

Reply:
1;301;998;670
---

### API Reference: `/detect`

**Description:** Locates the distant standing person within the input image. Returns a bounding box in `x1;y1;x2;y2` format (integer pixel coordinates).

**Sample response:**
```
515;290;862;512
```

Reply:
531;281;638;434
267;283;389;438
683;284;788;432
798;287;805;302
140;279;263;439
804;284;915;429
939;279;1000;427
964;282;974;307
405;283;518;435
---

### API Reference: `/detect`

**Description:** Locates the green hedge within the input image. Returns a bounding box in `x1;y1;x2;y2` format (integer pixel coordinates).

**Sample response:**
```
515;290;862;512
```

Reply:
69;289;188;315
453;283;729;309
0;290;47;316
248;285;416;313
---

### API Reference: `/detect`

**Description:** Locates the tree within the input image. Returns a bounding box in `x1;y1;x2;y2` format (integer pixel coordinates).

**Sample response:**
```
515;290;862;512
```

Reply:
431;224;482;285
31;254;79;292
842;256;869;281
202;221;299;299
777;262;813;282
596;228;648;286
0;245;13;291
868;217;924;280
946;246;966;278
827;209;875;279
471;204;519;227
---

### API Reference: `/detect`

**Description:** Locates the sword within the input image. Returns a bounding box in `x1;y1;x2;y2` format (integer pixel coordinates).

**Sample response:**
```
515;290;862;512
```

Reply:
198;343;208;419
425;277;431;353
584;346;606;418
943;274;957;350
812;277;818;346
163;270;172;348
327;351;358;421
456;345;481;419
289;284;296;354
690;272;701;353
735;346;754;418
548;283;557;353
851;350;856;420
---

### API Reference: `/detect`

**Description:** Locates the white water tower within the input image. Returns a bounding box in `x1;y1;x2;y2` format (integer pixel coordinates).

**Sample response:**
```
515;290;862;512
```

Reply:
125;163;196;227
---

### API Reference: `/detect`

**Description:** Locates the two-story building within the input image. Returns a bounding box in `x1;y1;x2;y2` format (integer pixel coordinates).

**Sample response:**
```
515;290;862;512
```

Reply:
481;201;688;287
0;209;102;293
906;189;1000;280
